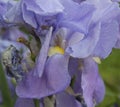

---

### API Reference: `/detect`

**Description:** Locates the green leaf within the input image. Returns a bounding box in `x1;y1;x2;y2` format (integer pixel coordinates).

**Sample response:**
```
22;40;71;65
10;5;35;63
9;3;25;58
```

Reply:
0;63;13;107
97;49;120;107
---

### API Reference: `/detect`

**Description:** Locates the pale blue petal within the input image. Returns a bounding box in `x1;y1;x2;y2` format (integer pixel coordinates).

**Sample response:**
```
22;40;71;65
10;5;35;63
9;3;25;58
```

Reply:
56;92;82;107
16;54;70;98
92;21;119;58
66;23;101;58
34;27;53;77
59;1;95;33
81;57;105;107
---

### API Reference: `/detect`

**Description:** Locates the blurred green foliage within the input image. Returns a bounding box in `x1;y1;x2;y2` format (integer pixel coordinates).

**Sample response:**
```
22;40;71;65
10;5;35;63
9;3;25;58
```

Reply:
0;63;13;107
97;49;120;107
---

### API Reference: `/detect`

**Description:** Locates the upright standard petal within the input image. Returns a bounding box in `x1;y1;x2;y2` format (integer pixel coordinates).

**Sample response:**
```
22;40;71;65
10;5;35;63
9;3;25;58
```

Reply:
86;0;120;22
66;23;101;58
34;27;53;77
23;0;64;15
21;0;64;28
22;3;38;28
92;21;119;58
59;0;95;33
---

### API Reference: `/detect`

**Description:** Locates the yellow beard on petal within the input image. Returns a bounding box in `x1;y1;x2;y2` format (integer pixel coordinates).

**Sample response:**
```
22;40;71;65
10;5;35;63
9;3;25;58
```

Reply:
48;46;64;57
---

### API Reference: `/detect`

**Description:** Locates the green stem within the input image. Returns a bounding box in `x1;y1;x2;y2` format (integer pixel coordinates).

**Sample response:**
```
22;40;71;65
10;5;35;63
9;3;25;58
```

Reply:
0;63;13;107
34;99;40;107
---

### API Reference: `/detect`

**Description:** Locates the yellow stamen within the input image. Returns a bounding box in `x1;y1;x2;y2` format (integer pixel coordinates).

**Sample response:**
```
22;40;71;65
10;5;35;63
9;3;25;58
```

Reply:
93;57;101;64
17;37;30;46
17;37;36;61
48;46;64;57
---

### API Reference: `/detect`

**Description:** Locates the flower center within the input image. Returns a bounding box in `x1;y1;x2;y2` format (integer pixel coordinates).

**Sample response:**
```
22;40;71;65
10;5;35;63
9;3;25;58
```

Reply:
48;46;64;57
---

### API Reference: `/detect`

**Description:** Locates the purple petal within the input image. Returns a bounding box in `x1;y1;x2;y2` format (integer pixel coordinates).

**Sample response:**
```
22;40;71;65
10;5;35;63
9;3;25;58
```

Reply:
92;21;119;58
68;32;84;46
81;57;105;107
14;98;34;107
115;15;120;48
93;76;105;104
56;92;82;107
68;58;82;93
34;27;53;77
101;2;120;22
22;3;38;28
88;0;120;22
66;23;101;58
59;1;95;33
4;1;23;24
2;27;28;41
35;0;64;14
0;27;29;57
21;0;64;27
24;0;64;15
0;1;7;16
115;38;120;48
73;69;82;94
16;54;70;98
68;58;80;77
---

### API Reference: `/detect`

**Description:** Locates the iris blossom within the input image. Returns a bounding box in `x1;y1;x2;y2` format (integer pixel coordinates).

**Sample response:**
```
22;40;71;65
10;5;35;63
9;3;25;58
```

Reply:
68;57;105;107
16;27;105;107
0;0;120;107
16;27;71;99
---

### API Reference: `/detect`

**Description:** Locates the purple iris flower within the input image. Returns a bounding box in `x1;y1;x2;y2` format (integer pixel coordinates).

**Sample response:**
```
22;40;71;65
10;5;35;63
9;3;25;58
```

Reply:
68;57;105;107
15;26;85;99
14;26;75;99
16;27;105;107
1;2;72;100
0;0;120;107
16;27;71;99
